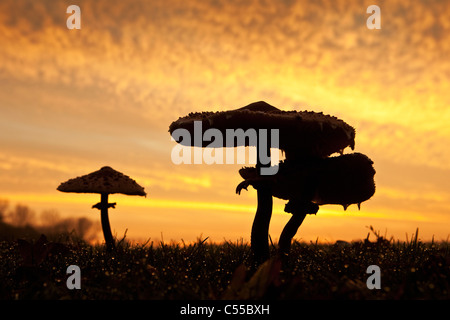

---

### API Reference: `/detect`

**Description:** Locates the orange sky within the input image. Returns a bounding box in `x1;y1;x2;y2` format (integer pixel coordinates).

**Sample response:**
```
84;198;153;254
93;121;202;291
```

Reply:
1;0;450;244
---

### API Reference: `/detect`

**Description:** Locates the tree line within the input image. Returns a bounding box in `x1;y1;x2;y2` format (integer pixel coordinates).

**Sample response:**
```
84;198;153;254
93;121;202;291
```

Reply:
0;198;100;242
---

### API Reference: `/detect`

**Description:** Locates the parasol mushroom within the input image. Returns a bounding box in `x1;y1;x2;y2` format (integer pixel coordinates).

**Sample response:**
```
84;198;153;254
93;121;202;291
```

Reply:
57;166;147;250
169;101;356;263
237;152;376;258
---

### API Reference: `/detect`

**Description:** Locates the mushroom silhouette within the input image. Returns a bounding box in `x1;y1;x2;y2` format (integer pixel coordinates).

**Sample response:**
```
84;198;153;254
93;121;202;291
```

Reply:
237;152;376;259
169;101;356;263
57;166;147;250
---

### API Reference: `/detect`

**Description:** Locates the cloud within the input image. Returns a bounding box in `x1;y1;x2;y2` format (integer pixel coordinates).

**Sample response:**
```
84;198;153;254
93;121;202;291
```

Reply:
1;0;450;241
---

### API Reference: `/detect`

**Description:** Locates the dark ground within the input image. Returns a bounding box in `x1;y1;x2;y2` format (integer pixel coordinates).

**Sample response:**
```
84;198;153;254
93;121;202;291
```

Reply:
1;228;449;300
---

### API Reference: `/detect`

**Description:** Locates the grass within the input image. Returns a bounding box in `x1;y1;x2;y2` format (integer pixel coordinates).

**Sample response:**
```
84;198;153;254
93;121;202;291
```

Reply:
0;228;449;300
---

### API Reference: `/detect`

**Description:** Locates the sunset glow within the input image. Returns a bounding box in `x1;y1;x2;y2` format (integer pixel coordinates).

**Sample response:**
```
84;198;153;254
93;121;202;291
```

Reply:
1;0;449;244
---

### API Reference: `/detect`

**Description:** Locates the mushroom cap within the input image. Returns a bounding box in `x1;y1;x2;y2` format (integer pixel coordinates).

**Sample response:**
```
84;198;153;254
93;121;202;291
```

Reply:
169;101;355;158
57;166;147;196
238;153;375;209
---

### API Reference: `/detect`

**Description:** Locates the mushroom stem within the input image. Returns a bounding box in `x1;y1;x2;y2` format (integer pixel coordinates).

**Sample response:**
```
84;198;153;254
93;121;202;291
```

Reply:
250;144;274;264
99;193;115;251
278;201;318;260
251;186;273;264
278;212;307;259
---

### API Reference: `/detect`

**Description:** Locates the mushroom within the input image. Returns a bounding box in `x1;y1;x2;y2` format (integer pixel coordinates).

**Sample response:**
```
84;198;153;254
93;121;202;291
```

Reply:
237;152;376;258
57;166;147;250
169;101;356;263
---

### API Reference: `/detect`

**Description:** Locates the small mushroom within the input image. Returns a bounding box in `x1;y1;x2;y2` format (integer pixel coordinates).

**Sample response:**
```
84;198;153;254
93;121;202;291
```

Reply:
57;166;147;250
170;101;356;263
237;153;376;259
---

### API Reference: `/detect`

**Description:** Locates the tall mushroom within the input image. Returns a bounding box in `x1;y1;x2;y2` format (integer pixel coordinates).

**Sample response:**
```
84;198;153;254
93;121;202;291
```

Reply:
169;101;355;263
57;166;147;250
237;152;376;259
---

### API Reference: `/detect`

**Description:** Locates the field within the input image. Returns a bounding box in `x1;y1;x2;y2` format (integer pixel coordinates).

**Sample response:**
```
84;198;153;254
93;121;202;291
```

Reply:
0;228;449;300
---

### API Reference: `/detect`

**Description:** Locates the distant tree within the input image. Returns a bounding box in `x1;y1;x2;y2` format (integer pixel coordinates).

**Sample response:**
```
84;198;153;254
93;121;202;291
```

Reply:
76;217;93;239
0;199;100;242
9;204;36;227
39;215;100;242
40;209;61;226
0;199;9;222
